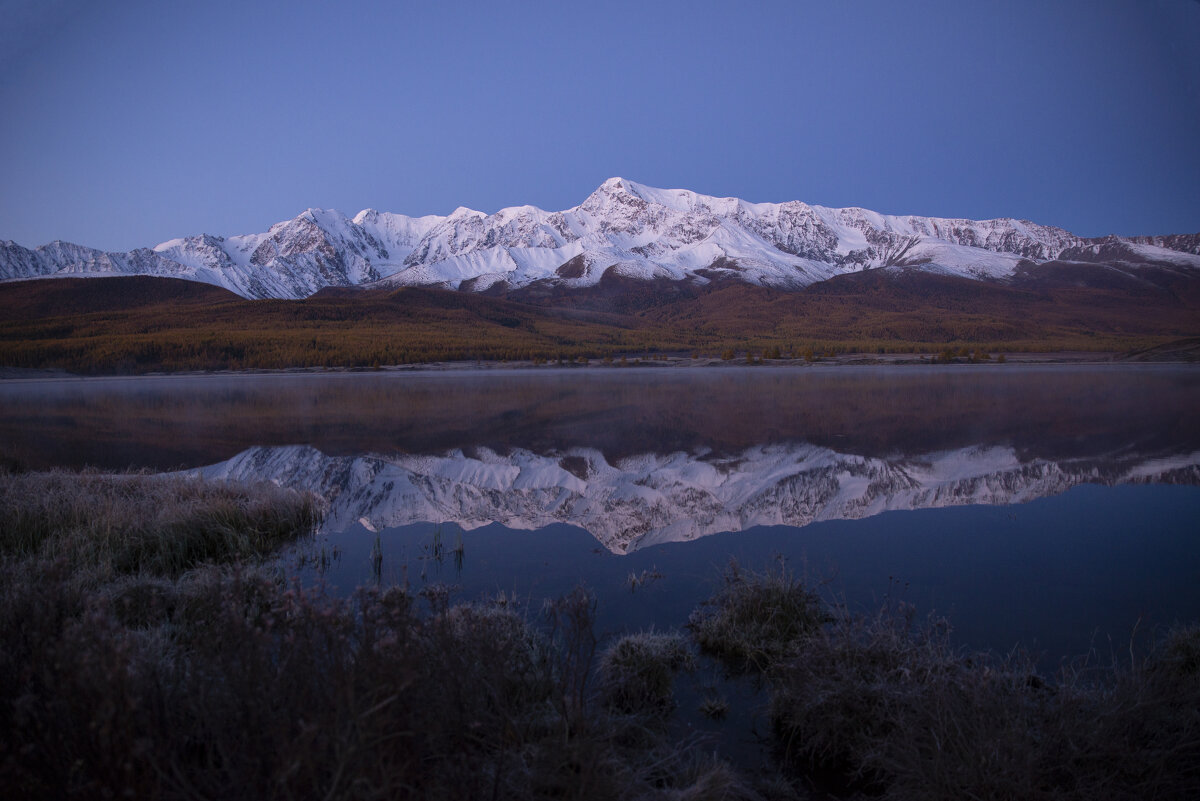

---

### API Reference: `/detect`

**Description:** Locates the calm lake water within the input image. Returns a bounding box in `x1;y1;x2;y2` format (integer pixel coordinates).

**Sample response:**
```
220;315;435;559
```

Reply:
3;365;1198;665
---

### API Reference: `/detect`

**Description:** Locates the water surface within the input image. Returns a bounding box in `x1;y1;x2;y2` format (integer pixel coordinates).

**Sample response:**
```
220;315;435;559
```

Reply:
3;365;1197;661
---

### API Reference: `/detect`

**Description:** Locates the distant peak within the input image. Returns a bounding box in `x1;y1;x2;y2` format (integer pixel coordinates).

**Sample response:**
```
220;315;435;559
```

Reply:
587;177;655;204
297;207;349;221
288;209;323;228
599;176;651;196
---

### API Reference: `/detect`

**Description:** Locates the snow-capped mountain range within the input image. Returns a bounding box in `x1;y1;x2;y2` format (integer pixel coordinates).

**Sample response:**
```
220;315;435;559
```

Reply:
194;442;1200;554
4;179;1199;300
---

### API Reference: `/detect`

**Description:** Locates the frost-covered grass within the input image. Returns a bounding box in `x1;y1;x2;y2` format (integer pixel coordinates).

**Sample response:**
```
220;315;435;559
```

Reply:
0;471;774;800
2;473;1196;801
768;609;1200;800
688;559;832;672
686;566;1200;800
0;562;772;801
597;631;695;716
0;468;321;578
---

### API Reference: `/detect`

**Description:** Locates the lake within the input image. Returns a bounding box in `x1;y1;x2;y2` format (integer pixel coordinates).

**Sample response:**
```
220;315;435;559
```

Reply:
2;365;1198;666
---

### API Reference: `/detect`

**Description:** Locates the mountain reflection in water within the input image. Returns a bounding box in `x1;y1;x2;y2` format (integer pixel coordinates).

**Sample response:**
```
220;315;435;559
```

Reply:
4;365;1198;663
3;364;1196;552
195;441;1199;553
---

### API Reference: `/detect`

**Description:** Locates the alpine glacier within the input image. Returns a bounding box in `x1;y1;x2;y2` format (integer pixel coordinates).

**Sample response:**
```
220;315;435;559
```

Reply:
4;178;1198;300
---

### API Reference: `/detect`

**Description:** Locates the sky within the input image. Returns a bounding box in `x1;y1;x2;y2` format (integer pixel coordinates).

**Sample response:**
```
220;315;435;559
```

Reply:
1;0;1198;252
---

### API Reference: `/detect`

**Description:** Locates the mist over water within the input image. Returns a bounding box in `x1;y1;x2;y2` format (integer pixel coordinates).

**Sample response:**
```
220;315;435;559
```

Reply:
2;365;1198;661
3;365;1198;470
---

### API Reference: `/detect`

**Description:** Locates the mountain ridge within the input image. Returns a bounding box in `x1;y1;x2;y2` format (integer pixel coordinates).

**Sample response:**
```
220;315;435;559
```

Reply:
3;178;1198;300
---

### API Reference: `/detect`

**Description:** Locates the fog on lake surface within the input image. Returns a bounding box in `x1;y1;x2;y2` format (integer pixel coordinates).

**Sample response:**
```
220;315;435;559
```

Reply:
3;365;1198;660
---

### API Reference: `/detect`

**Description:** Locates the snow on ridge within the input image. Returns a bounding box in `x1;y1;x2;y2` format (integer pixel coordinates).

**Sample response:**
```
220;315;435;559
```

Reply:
5;179;1199;299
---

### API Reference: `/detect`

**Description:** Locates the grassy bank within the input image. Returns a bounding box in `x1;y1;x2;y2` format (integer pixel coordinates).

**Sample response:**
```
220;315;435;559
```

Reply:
2;474;1197;799
0;471;770;800
0;469;321;579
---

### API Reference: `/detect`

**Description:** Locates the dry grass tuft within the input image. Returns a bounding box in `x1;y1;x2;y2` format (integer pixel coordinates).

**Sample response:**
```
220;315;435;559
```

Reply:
688;559;831;672
598;631;695;716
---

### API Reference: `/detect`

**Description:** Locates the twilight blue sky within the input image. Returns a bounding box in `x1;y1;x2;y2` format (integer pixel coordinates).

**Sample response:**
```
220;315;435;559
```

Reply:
1;0;1198;252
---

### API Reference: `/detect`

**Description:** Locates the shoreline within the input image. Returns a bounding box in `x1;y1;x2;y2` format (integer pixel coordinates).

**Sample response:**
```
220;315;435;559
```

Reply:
5;349;1197;382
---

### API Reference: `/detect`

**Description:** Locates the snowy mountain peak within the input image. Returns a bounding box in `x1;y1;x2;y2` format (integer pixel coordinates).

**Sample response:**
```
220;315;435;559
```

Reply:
615;179;719;212
3;180;1198;299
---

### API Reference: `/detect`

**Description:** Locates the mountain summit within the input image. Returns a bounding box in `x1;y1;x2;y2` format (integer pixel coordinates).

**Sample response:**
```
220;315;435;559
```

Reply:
3;180;1198;300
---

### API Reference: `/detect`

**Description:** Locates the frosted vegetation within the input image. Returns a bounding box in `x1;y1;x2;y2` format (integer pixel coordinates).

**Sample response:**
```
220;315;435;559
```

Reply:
1;468;1197;799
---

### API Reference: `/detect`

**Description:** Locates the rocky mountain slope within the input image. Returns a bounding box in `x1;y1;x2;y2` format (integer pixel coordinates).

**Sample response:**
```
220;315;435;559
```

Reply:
4;179;1198;300
195;442;1200;554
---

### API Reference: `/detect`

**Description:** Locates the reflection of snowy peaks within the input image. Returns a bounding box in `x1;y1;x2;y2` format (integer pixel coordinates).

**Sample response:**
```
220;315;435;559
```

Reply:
194;443;1200;554
5;178;1198;299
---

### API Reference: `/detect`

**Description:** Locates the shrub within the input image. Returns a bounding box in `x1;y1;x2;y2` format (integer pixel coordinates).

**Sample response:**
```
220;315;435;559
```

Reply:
0;562;762;801
688;559;831;672
768;606;1200;800
767;601;966;794
597;631;695;716
1;472;765;800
